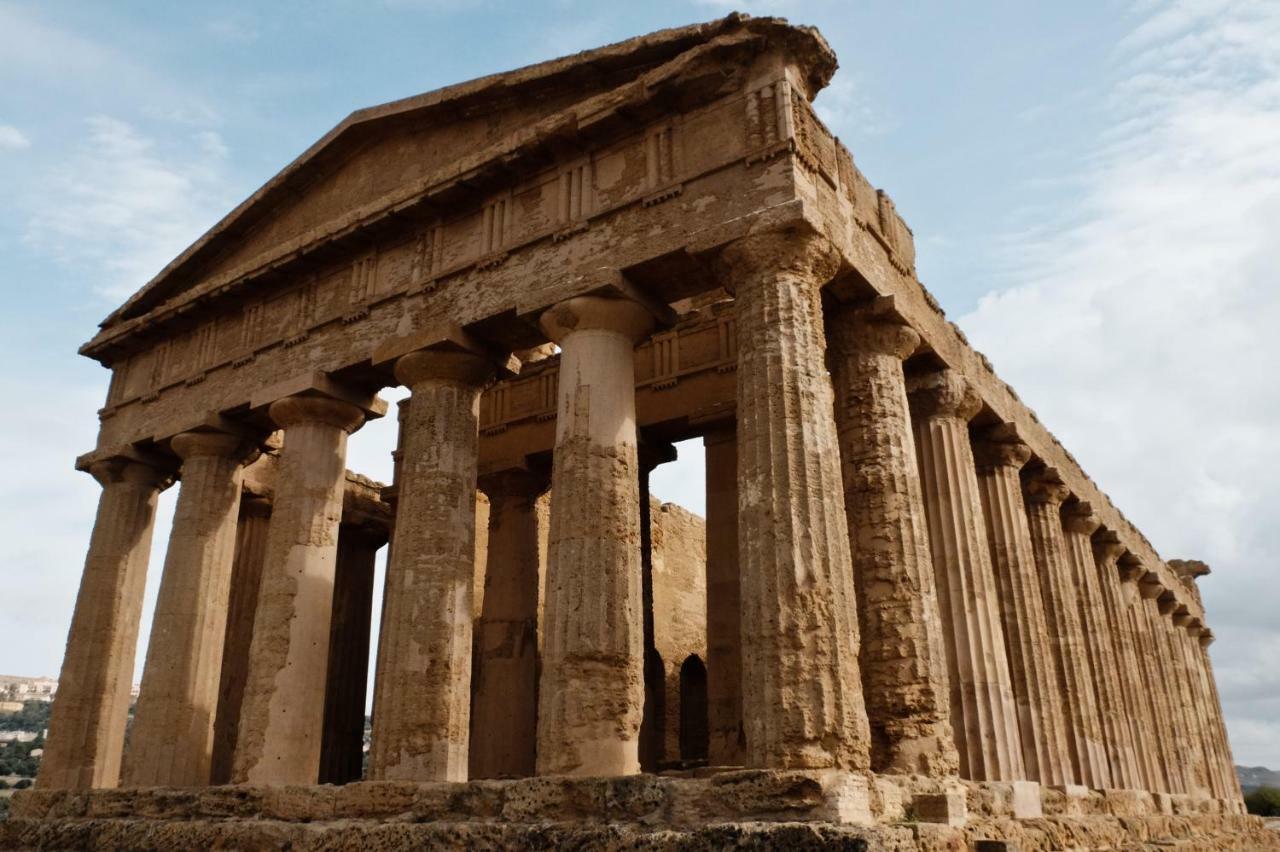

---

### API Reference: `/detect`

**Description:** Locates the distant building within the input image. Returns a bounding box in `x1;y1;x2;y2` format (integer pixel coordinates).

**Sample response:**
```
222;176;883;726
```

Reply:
0;676;58;703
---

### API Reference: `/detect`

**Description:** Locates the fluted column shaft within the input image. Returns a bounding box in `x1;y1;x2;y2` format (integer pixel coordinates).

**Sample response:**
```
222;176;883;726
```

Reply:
370;350;494;782
829;307;956;777
536;295;654;776
1023;473;1109;788
908;369;1024;782
127;431;256;787
319;524;383;785
1061;504;1140;789
973;431;1072;786
703;428;744;767
718;232;870;771
1121;576;1179;794
470;469;547;779
233;395;366;784
1155;607;1213;796
1174;625;1227;799
1094;543;1164;792
1197;642;1244;808
39;458;170;790
211;495;271;785
1134;596;1187;794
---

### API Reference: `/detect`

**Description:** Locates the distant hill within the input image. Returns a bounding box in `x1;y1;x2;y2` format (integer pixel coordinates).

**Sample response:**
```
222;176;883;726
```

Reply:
1238;765;1280;791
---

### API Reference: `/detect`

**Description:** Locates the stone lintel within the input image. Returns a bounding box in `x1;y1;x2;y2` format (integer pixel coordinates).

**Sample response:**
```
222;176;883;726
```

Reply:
371;321;519;378
249;370;387;420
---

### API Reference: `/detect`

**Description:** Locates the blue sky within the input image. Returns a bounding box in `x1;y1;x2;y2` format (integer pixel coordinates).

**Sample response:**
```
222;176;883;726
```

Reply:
2;0;1278;768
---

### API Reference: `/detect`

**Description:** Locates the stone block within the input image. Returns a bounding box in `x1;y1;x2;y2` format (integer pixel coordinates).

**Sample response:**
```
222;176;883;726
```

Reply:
1101;788;1153;817
974;841;1021;852
1152;791;1174;815
333;780;419;818
260;783;336;821
913;789;968;826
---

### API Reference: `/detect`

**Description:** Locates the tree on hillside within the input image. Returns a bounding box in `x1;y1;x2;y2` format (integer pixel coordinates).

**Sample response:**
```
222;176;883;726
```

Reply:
1245;786;1280;817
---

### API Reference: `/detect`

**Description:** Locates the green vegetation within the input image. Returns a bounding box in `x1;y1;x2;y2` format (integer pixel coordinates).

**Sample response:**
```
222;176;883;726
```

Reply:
0;701;51;734
1244;786;1280;817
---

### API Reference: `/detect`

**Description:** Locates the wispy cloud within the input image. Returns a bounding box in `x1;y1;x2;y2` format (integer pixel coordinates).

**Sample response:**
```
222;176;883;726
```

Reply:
22;116;238;301
0;124;30;150
959;0;1280;766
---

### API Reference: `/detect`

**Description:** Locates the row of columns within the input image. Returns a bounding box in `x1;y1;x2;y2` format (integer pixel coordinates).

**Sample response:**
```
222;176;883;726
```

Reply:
41;229;1239;811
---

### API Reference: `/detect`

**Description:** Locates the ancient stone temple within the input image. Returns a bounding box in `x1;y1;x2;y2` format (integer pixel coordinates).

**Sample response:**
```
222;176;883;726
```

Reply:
9;14;1274;851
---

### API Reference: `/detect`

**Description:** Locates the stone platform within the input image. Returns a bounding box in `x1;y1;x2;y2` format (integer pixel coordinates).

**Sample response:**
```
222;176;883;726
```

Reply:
5;772;1277;851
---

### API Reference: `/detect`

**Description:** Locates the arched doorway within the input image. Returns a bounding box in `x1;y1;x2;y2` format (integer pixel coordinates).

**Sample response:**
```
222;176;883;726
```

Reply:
679;654;709;762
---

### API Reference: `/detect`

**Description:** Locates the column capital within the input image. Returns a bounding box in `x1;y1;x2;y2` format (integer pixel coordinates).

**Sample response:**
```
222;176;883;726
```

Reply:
394;349;496;389
478;466;550;501
972;423;1032;471
1091;528;1127;564
829;303;921;361
715;228;841;288
268;395;367;433
1061;500;1100;536
170;429;259;463
539;294;655;345
85;454;174;491
1022;466;1070;507
906;368;982;421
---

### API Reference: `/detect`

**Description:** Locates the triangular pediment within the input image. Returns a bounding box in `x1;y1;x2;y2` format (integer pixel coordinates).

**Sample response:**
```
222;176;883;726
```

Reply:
98;13;834;334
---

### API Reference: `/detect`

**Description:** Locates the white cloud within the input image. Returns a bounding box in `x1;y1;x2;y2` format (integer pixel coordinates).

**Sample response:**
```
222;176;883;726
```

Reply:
22;115;238;300
0;123;30;150
960;0;1280;767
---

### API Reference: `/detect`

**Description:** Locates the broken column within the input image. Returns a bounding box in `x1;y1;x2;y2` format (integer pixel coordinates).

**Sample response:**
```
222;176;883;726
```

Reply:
126;429;257;787
718;230;870;771
369;343;499;782
470;468;548;779
828;302;956;777
907;368;1024;782
38;456;172;790
536;294;654;776
703;427;743;767
972;426;1072;787
232;393;370;785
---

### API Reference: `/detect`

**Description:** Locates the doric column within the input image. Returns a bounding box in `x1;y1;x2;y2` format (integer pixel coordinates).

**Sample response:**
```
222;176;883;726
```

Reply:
1093;535;1163;793
719;230;869;771
1153;598;1212;797
536;294;654;776
1060;501;1141;790
38;456;172;790
639;441;677;772
126;430;257;787
232;394;367;785
1122;562;1180;794
210;493;271;785
703;427;744;767
1172;617;1227;800
972;427;1072;787
1023;469;1109;788
470;467;548;780
369;347;496;782
828;304;956;777
1196;637;1244;809
319;521;385;785
907;369;1023;782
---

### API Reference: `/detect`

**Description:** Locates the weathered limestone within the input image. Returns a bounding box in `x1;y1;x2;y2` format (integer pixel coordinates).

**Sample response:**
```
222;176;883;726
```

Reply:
232;395;368;785
973;426;1072;787
470;468;548;780
1119;561;1179;795
126;430;257;788
1060;501;1141;791
1023;469;1110;789
828;303;956;777
1131;581;1188;795
319;521;384;785
907;369;1023;782
38;457;172;790
369;348;497;782
1093;535;1164;793
210;494;271;785
703;428;743;767
719;230;870;771
536;294;654;777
